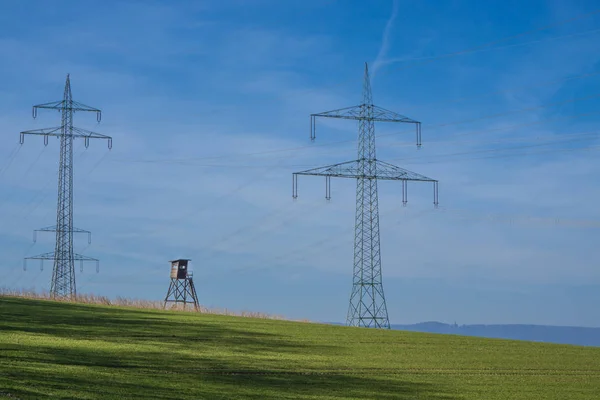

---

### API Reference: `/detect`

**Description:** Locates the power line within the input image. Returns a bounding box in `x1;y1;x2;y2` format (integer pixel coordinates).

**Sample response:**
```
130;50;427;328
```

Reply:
216;199;600;279
428;70;600;108
435;207;600;228
0;143;22;179
220;206;438;278
403;143;600;166
111;128;598;170
199;198;329;266
302;110;600;158
389;130;600;163
430;93;600;130
111;86;600;166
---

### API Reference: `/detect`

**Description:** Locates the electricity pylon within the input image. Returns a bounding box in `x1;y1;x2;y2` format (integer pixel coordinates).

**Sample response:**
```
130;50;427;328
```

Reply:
20;74;112;299
292;63;439;329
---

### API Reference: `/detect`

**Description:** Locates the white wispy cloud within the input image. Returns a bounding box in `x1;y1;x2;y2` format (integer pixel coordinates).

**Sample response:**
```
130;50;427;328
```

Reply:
371;0;400;79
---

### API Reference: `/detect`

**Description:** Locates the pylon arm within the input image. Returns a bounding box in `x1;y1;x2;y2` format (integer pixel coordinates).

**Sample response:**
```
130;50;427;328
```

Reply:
20;126;62;135
25;252;98;261
294;159;436;181
33;100;64;110
72;127;112;148
33;226;92;244
19;127;61;146
310;105;421;145
24;252;99;273
312;105;418;122
33;100;101;121
292;159;439;206
20;126;112;149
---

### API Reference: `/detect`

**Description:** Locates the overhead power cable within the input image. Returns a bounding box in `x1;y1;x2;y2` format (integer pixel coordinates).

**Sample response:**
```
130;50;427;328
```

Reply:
108;126;600;170
111;88;600;166
0;143;22;179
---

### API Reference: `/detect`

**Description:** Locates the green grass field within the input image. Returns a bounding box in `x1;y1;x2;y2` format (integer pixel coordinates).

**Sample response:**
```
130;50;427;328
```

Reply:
1;297;599;399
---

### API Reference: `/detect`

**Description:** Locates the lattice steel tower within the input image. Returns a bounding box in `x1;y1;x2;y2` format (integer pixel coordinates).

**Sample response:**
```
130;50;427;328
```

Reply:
20;74;112;299
292;63;439;329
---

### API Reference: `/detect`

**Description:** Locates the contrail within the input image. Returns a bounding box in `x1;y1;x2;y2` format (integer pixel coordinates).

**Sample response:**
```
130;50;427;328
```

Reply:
372;0;399;80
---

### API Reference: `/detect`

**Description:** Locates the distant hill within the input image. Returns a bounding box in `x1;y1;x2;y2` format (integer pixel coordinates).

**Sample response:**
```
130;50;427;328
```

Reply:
390;322;600;347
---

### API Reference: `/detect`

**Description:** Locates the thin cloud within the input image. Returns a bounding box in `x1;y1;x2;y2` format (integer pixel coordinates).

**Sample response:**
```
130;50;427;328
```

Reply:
371;0;400;79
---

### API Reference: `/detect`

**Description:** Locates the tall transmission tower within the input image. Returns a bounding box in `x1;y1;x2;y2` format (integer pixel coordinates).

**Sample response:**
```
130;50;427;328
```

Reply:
292;63;439;329
20;74;112;299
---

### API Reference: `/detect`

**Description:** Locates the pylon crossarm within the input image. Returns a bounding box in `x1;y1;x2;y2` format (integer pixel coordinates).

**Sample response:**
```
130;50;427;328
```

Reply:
294;159;358;177
314;104;416;121
33;100;100;113
294;159;436;181
20;127;62;136
25;251;56;260
310;106;421;145
375;160;436;181
293;159;439;205
23;252;54;272
33;100;101;122
72;253;100;274
33;226;92;244
33;101;64;111
20;127;112;148
72;127;111;140
370;105;419;123
312;105;364;119
24;252;97;262
73;253;99;262
70;100;101;113
72;127;112;148
35;226;90;233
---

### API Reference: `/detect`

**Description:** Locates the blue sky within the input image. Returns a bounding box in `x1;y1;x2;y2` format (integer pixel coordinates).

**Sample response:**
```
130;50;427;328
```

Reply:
1;0;600;327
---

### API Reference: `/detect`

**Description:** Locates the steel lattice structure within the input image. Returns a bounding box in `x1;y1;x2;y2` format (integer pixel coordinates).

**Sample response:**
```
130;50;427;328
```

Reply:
164;277;200;311
292;63;439;329
20;74;112;299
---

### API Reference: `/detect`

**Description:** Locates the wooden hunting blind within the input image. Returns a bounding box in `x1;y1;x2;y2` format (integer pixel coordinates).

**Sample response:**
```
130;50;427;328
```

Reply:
170;259;189;279
163;259;199;311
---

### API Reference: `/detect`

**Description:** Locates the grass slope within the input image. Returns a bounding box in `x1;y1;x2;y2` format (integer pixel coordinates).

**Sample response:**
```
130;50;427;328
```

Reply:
1;297;599;399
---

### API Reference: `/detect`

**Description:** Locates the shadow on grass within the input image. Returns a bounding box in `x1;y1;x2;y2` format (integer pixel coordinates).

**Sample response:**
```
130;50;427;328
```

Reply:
0;297;317;355
0;297;459;399
1;351;457;400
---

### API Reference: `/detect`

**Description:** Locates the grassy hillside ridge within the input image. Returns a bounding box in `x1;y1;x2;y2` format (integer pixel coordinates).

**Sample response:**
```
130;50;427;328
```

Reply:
1;297;599;399
0;288;291;320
